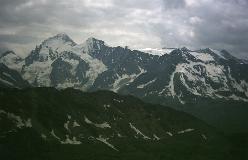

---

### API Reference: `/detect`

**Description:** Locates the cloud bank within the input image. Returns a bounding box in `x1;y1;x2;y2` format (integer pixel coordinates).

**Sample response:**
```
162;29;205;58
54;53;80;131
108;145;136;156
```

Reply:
0;0;247;58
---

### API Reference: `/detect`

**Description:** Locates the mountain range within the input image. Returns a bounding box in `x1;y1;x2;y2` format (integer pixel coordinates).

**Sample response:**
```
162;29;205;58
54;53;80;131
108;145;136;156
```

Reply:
0;33;248;159
0;33;248;132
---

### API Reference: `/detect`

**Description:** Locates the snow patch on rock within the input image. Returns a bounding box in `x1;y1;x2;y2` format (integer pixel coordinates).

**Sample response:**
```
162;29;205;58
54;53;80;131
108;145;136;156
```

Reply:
137;78;157;89
51;129;61;140
201;134;207;140
64;120;70;131
177;128;194;134
112;67;146;92
129;123;150;140
0;78;14;87
61;135;81;144
73;121;80;127
84;116;111;129
153;134;160;140
96;135;118;151
0;111;32;129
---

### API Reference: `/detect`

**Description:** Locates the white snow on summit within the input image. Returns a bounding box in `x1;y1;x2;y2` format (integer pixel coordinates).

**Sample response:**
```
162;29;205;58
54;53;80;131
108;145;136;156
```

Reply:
21;34;107;89
41;33;76;53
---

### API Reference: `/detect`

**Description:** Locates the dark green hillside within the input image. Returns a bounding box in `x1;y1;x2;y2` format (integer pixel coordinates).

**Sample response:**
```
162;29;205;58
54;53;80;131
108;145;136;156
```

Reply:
0;88;237;160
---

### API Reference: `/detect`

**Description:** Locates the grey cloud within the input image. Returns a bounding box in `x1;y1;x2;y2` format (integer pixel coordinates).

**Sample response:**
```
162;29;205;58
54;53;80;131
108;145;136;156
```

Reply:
185;0;248;57
0;34;38;44
0;0;247;59
162;0;185;9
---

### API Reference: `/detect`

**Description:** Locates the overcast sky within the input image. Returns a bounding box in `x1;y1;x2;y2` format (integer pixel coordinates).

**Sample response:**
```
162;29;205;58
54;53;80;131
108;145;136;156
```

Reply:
0;0;248;58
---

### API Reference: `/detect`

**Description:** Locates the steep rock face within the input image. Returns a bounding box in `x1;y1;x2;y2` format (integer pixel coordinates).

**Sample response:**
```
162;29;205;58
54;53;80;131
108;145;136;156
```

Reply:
0;51;24;72
0;63;29;88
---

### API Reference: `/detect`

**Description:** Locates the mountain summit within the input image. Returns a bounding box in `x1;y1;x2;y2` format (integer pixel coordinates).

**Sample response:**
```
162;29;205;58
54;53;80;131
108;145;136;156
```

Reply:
80;37;106;53
42;33;76;45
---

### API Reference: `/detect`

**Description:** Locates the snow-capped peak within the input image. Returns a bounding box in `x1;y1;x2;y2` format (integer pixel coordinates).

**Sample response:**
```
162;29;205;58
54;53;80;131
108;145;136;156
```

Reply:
41;33;76;48
85;37;105;49
40;33;76;53
77;37;105;53
48;33;75;43
86;37;101;42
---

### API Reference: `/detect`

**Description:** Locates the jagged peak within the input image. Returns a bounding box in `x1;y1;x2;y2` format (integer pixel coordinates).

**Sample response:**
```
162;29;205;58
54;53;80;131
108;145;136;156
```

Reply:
197;48;212;53
55;32;69;37
85;37;104;45
42;33;76;46
82;37;105;51
180;47;191;52
51;33;71;40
